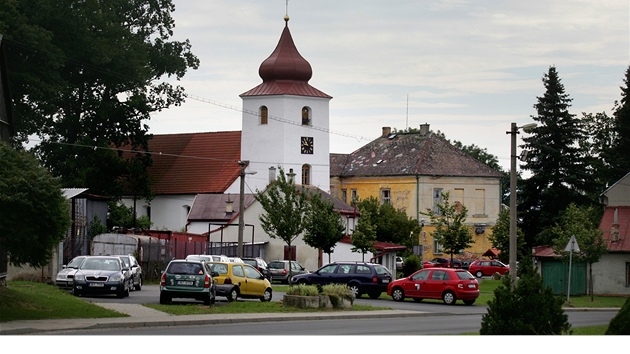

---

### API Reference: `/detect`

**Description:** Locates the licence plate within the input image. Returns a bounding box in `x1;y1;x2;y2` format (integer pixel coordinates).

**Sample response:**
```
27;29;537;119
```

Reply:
89;283;104;287
177;281;193;286
468;284;476;288
382;279;389;284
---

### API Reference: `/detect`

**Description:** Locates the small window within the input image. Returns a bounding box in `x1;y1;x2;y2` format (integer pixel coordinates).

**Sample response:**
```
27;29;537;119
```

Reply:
351;189;358;204
381;189;391;205
433;239;443;254
301;164;311;185
433;188;443;215
302;106;310;125
341;189;347;203
260;106;268;125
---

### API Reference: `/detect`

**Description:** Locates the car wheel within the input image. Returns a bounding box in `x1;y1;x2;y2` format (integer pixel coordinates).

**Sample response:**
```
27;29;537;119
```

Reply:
463;299;475;305
391;287;405;302
260;288;272;302
368;291;381;299
117;287;126;298
297;279;309;285
72;287;82;297
442;291;456;305
159;293;171;304
204;292;214;306
475;271;483;278
227;287;239;302
348;283;361;298
135;276;142;291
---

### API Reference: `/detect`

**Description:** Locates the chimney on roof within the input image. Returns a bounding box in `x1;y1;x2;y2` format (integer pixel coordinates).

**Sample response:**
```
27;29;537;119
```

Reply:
420;123;430;136
269;166;277;184
382;127;391;137
225;193;234;213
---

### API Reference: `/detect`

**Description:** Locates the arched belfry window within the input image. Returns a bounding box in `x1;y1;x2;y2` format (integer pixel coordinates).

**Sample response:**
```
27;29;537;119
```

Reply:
302;106;311;126
302;164;311;185
260;106;268;125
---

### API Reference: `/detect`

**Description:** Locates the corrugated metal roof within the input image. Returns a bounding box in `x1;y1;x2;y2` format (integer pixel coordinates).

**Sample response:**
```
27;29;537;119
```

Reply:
599;206;630;252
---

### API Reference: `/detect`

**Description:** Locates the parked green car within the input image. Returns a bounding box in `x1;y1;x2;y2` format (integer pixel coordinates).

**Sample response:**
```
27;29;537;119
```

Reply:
160;259;217;305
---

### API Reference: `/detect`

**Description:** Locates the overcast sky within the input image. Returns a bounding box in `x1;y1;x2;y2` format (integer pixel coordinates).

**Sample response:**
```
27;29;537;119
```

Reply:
150;0;629;172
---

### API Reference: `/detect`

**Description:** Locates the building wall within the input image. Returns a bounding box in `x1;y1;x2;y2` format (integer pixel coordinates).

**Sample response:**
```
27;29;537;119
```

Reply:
602;173;630;207
241;95;331;193
330;174;501;260
122;194;196;232
591;253;630;295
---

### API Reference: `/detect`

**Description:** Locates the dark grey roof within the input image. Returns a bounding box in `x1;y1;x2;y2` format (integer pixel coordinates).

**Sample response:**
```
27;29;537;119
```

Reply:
331;133;502;178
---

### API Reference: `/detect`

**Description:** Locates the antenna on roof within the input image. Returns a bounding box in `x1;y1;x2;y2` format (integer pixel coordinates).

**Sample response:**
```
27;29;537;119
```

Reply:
285;0;290;20
406;94;409;130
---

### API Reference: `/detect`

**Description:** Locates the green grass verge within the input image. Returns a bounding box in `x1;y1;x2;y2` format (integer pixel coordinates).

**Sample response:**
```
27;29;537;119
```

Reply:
1;279;625;336
0;281;127;322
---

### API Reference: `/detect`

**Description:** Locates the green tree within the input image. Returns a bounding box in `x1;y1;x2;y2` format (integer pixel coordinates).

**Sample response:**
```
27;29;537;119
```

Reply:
356;196;419;249
520;66;594;246
0;142;71;267
303;192;346;265
422;191;474;263
0;0;199;200
489;208;526;264
550;204;608;300
606;296;630;335
480;260;571;335
350;209;377;261
255;166;309;284
107;202;152;231
607;65;630;185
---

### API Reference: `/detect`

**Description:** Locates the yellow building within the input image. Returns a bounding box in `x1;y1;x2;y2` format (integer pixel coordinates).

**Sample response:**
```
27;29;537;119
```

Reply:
330;124;503;262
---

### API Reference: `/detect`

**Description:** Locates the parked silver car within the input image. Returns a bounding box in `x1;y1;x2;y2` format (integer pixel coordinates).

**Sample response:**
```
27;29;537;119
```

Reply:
112;254;142;291
55;255;88;289
72;256;131;298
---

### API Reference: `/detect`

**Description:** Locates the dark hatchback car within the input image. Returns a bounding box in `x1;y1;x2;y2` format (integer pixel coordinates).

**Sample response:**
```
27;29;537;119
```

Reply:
160;259;217;305
242;257;271;280
72;256;131;298
267;260;309;283
423;257;462;269
291;262;392;299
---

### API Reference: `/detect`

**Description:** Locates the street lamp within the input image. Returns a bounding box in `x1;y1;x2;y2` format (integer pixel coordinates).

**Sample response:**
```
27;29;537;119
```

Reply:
507;122;536;289
237;160;257;258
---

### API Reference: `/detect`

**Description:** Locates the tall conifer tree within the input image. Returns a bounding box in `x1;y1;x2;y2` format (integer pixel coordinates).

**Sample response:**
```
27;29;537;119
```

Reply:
520;66;591;246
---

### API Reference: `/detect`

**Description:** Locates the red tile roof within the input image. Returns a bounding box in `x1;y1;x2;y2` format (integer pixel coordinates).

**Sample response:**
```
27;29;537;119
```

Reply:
147;131;242;194
339;235;407;253
599;206;630;252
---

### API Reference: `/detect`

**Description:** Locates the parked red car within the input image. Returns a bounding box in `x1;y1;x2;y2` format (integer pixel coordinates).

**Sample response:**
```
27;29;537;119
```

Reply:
468;259;509;278
422;257;462;269
387;268;479;305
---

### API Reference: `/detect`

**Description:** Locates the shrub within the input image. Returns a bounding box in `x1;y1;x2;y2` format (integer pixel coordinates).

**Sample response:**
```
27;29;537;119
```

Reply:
606;295;630;334
480;258;571;335
321;283;354;306
403;254;420;276
285;284;319;296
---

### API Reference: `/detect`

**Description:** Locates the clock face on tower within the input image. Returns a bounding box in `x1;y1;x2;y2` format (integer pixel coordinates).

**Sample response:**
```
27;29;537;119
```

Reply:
301;136;314;154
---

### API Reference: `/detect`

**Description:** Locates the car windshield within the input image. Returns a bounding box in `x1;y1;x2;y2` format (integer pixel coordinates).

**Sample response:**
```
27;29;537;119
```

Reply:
374;265;391;275
167;262;204;275
81;258;120;271
268;262;285;269
455;271;476;280
66;257;85;268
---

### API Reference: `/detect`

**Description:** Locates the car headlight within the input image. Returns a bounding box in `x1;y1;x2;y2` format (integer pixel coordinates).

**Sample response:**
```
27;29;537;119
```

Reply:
56;273;66;280
109;273;124;282
74;274;85;281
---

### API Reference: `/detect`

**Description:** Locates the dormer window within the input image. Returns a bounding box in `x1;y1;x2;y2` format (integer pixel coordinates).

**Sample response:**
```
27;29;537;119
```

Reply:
302;106;311;125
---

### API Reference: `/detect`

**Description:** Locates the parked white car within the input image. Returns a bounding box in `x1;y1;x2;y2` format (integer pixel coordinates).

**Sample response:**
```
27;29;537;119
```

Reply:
55;255;88;289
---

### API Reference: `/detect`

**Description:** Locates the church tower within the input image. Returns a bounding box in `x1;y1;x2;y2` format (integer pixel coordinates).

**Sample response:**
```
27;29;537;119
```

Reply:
240;15;332;193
